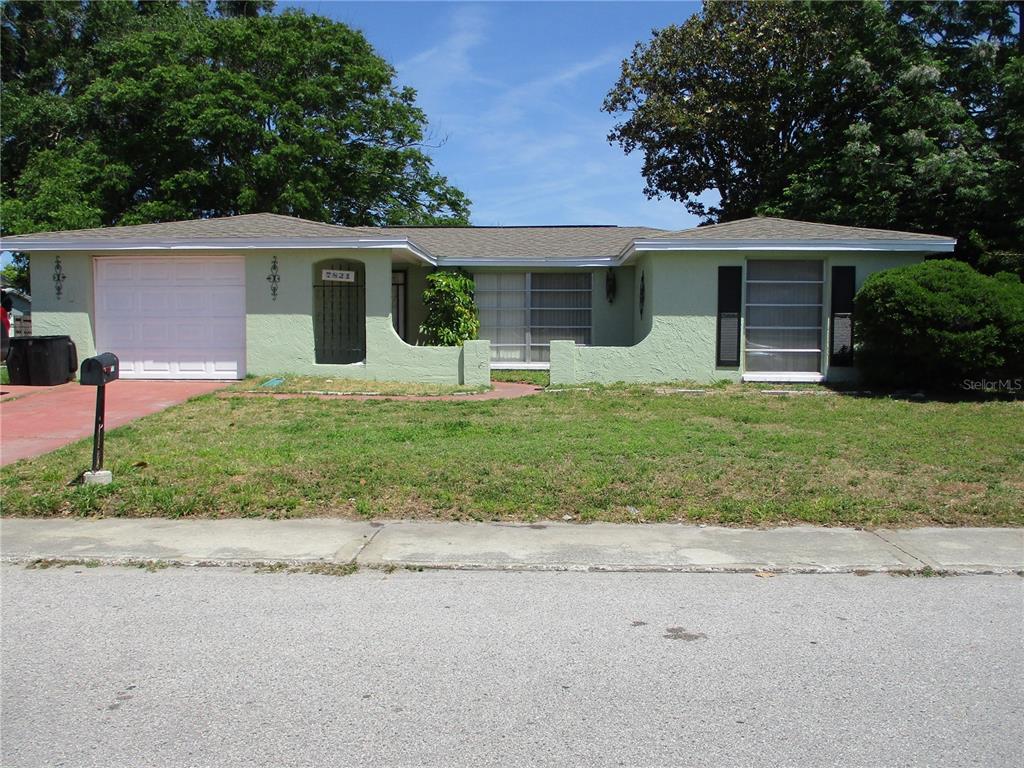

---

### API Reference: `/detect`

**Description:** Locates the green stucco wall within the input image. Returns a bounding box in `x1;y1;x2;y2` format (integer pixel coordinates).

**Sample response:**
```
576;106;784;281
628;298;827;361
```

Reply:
551;249;924;386
29;252;97;362
553;251;742;385
594;266;635;346
246;249;487;384
633;253;654;344
29;249;488;385
27;246;923;386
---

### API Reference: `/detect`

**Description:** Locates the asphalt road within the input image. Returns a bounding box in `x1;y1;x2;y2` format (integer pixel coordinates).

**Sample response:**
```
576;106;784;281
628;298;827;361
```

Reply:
1;565;1021;768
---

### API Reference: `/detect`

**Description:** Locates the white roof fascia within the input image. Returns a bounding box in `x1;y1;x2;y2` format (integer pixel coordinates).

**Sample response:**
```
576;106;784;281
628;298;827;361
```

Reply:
617;237;958;263
0;237;438;266
439;256;618;268
3;234;958;269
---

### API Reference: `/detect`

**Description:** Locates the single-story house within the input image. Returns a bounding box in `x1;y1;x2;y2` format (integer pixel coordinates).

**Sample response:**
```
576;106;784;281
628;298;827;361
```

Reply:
0;213;955;385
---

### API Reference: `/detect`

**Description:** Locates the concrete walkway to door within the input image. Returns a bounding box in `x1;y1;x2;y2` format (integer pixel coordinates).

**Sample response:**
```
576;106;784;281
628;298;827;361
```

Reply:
0;380;228;466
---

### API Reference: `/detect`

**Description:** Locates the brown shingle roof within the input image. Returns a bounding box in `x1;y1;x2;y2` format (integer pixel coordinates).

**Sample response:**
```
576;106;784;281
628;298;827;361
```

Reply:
651;216;953;242
355;225;666;259
0;213;367;243
1;213;953;259
1;214;666;259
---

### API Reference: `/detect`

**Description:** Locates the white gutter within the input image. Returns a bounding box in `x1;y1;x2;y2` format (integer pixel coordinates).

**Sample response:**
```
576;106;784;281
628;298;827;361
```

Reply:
2;234;958;269
0;237;438;266
441;256;618;268
618;237;957;263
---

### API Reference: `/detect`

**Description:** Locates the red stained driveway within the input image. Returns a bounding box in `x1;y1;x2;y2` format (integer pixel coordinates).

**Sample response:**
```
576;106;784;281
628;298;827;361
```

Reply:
0;380;228;466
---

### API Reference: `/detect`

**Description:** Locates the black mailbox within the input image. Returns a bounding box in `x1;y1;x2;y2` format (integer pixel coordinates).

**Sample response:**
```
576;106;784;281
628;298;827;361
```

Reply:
80;353;119;386
79;352;119;477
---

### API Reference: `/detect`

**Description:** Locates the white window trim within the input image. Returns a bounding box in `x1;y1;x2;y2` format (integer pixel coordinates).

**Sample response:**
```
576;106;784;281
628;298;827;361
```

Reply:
746;303;823;308
476;271;592;365
745;348;823;353
745;279;825;285
743;260;825;378
491;362;551;371
743;372;825;383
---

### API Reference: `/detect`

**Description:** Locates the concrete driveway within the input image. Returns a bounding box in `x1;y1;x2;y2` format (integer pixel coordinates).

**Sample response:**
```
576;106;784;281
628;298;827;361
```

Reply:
0;380;228;465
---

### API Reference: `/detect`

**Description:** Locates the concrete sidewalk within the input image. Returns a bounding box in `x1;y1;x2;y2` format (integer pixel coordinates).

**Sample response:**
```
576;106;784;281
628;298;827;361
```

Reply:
1;518;1021;574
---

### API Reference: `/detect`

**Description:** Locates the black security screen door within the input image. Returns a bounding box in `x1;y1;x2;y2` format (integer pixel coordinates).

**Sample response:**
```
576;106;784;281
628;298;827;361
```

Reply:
314;260;366;364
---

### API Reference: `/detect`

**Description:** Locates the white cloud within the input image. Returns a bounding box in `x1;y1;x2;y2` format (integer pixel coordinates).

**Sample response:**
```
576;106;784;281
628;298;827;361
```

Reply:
396;4;498;108
391;4;706;229
485;48;621;125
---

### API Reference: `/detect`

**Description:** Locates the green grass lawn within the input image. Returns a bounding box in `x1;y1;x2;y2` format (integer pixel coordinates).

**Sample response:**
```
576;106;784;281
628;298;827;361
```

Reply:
2;386;1022;527
490;369;550;387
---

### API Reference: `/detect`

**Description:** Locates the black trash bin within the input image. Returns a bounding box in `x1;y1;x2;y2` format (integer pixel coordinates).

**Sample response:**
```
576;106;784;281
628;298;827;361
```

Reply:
5;338;30;384
6;336;78;386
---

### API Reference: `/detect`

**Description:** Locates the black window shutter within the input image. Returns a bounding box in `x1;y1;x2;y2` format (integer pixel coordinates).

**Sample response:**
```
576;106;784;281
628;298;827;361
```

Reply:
830;266;856;366
716;266;742;367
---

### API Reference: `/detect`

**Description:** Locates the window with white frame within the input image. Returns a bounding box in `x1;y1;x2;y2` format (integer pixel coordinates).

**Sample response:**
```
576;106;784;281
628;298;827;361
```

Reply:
744;260;823;373
475;272;592;364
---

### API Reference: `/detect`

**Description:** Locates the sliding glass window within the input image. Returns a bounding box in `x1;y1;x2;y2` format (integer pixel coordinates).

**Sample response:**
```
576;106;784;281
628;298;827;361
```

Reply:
745;260;823;373
475;272;592;364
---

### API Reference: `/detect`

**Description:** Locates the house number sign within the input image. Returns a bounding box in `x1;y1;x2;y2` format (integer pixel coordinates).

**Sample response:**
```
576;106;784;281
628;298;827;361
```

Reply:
322;269;356;282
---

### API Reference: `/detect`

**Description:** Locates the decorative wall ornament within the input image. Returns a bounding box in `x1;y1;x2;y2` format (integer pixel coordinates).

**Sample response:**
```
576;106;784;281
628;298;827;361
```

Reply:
266;254;280;300
53;255;67;300
639;271;646;317
605;268;617;304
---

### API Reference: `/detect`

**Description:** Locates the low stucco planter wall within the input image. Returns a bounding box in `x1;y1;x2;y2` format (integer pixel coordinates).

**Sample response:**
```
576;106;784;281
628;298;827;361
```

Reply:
549;333;741;386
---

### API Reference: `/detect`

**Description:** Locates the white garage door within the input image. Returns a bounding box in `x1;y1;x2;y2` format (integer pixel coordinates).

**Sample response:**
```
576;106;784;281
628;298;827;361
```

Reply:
95;257;246;380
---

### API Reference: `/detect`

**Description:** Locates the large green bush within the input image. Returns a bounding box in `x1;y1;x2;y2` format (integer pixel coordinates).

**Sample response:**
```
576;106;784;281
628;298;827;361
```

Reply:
418;270;480;346
854;260;1024;390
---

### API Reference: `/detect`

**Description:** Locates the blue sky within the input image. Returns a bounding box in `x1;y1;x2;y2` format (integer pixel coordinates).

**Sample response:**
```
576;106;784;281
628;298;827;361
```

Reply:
279;1;704;229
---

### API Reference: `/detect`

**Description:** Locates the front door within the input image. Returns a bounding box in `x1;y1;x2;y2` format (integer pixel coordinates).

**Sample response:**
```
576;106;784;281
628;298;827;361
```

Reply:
314;260;366;364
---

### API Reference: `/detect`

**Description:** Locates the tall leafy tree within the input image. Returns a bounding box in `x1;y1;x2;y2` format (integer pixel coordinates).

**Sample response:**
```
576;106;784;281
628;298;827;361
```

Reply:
603;1;831;222
1;0;470;281
214;0;275;17
604;0;1022;272
891;1;1024;270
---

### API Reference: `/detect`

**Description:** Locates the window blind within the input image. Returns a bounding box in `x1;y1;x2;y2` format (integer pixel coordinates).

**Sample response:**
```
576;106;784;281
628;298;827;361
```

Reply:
745;260;823;373
475;272;592;364
830;266;856;367
716;266;742;366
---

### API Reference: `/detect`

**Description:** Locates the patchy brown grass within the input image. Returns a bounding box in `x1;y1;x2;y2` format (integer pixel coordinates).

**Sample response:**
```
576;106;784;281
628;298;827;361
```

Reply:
227;375;487;397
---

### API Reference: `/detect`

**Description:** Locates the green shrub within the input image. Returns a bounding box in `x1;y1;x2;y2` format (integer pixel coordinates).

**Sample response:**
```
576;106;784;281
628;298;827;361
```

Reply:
854;259;1024;389
418;270;480;346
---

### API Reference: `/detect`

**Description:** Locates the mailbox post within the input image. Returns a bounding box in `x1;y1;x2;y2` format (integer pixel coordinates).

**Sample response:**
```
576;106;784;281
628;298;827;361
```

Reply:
80;353;119;485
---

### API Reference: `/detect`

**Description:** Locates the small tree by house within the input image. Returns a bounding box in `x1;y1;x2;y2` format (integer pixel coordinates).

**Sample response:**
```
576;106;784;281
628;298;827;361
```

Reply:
419;271;480;347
